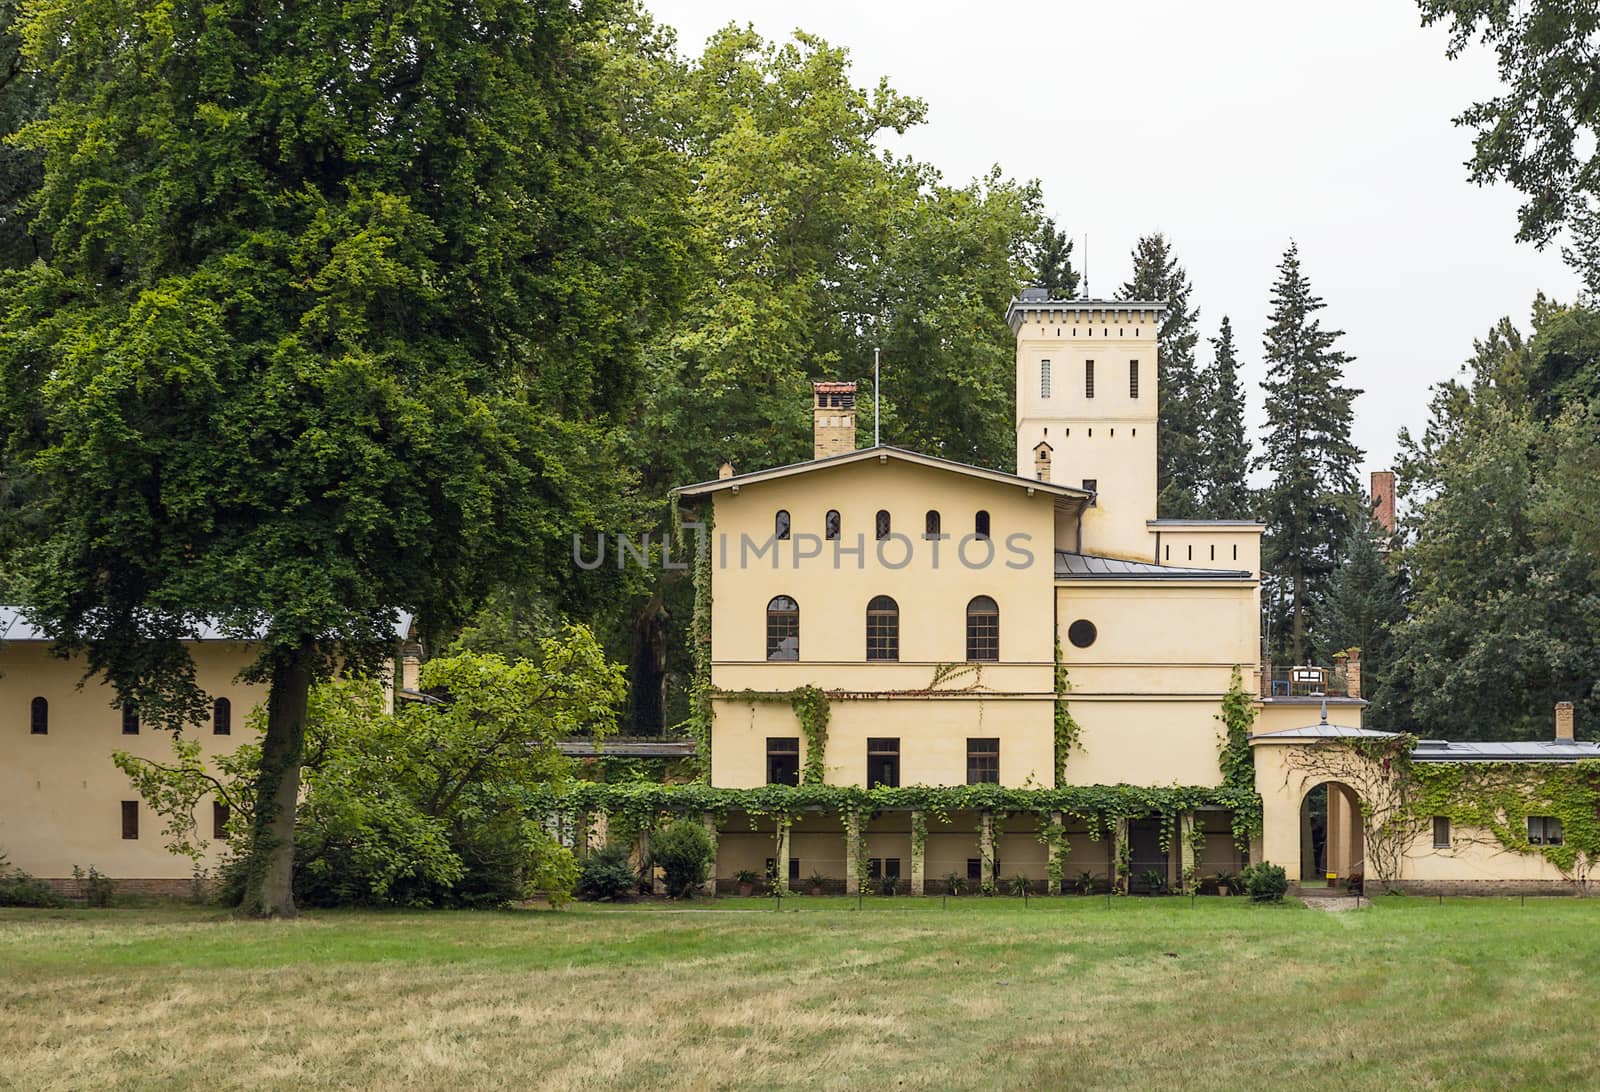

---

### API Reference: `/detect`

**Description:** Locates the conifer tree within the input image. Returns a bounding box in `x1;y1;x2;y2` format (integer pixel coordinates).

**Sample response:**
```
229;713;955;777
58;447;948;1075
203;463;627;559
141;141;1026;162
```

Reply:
1033;217;1079;298
1255;242;1363;664
1120;233;1205;517
1200;315;1251;519
1314;517;1407;723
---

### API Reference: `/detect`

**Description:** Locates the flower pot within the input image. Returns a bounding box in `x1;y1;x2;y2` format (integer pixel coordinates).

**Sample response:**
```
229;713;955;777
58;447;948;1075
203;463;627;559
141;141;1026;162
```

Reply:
737;883;753;897
1217;885;1231;898
809;886;823;897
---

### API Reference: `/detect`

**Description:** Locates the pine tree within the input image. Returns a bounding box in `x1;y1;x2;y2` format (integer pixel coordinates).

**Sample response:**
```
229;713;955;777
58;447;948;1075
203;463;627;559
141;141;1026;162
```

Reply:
1200;315;1251;518
1033;217;1079;298
1120;233;1205;517
1255;242;1364;665
1314;517;1407;723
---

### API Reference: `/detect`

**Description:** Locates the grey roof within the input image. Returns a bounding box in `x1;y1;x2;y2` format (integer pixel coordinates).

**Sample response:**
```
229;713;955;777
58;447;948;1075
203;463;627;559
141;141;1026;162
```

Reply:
1055;551;1253;580
1146;519;1265;528
0;607;414;643
1409;739;1600;763
558;737;699;758
1250;724;1399;742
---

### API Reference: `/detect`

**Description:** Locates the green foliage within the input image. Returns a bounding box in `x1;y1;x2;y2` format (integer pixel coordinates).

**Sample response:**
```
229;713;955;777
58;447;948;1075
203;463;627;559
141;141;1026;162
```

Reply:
1255;242;1363;663
71;865;115;908
1392;298;1600;739
1053;640;1081;780
576;847;637;902
683;508;715;777
1200;316;1252;519
1032;217;1080;299
0;854;65;908
1241;862;1288;903
1408;761;1600;882
1008;873;1031;897
789;686;831;784
1314;518;1408;723
649;818;715;898
1120;233;1206;518
1217;667;1258;800
943;871;967;895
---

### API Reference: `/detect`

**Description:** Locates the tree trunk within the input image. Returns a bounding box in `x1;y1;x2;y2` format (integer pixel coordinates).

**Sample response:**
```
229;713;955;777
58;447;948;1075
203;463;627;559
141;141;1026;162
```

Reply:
628;591;668;735
239;638;315;917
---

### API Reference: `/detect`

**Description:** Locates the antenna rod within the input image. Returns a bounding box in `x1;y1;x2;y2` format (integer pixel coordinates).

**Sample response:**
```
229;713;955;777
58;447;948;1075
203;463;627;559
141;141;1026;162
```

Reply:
873;347;881;447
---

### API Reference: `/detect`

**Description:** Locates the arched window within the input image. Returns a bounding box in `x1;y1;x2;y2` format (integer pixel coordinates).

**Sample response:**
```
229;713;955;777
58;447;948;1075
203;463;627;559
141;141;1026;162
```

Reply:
825;510;841;541
774;510;791;541
966;596;999;662
875;509;891;541
29;696;47;735
213;697;232;736
866;596;899;661
975;510;991;540
766;596;799;661
924;510;941;539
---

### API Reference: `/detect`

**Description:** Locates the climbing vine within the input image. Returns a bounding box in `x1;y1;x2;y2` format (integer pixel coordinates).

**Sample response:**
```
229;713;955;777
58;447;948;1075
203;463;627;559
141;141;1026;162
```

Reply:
789;686;830;784
1053;638;1082;781
1408;761;1600;882
684;506;715;780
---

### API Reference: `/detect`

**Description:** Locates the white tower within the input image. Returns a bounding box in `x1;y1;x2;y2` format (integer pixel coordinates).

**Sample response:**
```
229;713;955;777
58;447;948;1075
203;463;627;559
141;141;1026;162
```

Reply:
1006;290;1163;560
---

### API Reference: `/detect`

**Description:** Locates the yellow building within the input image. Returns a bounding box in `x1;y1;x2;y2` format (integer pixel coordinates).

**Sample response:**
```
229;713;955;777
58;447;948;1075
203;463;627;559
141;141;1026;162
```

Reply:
671;289;1595;897
0;611;415;894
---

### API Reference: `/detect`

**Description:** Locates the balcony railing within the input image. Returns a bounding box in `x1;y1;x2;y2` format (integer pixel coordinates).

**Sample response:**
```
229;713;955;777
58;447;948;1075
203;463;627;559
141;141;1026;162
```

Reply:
1268;665;1352;698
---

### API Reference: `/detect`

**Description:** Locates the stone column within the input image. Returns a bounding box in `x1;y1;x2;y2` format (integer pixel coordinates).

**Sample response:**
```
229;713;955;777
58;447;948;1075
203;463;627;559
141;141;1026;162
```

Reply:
1112;817;1129;894
979;811;996;892
1049;811;1066;895
586;810;609;855
910;810;926;896
775;819;791;894
637;825;665;896
701;812;719;897
1179;811;1197;893
844;810;861;896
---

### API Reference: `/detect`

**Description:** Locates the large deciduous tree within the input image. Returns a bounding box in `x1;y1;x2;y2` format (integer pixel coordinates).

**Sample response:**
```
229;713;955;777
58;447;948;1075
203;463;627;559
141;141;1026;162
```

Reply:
1254;243;1363;664
0;0;684;915
1119;233;1206;518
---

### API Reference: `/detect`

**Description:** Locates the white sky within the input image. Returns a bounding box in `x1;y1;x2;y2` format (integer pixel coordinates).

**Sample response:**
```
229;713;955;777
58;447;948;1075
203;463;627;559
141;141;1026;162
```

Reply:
647;0;1580;479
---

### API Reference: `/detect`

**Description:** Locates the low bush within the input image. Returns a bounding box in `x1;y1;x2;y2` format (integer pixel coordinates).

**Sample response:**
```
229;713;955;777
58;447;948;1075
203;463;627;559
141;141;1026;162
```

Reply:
649;819;714;898
0;855;66;908
72;865;116;908
1241;862;1289;903
577;847;638;902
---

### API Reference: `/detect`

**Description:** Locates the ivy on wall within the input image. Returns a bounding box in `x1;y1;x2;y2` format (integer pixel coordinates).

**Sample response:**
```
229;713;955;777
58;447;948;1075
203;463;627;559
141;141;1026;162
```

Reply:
1053;638;1082;781
1217;666;1257;796
789;686;830;783
684;506;715;780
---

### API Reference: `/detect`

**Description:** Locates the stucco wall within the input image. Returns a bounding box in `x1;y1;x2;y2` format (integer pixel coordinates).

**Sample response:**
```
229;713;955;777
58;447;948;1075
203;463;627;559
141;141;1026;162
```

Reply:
0;641;262;879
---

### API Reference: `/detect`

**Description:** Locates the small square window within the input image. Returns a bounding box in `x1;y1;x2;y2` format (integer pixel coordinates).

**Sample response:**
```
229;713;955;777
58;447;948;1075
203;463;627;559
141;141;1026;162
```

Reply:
967;738;999;785
1528;816;1563;846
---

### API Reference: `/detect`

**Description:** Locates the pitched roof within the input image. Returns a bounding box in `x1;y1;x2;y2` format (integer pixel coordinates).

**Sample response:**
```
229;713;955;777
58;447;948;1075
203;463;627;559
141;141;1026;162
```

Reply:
0;607;414;643
1054;551;1254;581
1249;724;1399;742
674;445;1091;508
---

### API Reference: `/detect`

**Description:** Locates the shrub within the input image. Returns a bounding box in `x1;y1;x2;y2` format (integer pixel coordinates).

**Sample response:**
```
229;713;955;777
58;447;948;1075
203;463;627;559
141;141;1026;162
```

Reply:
1242;862;1289;903
577;847;638;902
649;819;714;898
0;855;66;908
879;873;897;896
1008;873;1031;897
72;865;116;908
943;871;966;895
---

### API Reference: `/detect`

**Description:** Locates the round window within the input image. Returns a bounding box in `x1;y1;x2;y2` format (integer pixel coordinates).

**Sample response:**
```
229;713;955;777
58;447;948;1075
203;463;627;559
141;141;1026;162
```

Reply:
1067;619;1097;649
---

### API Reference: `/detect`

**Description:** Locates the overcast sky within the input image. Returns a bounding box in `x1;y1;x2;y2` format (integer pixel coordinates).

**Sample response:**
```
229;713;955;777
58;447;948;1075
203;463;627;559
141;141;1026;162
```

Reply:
647;0;1580;480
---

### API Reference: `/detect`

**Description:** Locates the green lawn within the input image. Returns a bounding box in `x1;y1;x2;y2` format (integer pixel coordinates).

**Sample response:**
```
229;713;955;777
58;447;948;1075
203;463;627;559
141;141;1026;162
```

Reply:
1;895;1594;1090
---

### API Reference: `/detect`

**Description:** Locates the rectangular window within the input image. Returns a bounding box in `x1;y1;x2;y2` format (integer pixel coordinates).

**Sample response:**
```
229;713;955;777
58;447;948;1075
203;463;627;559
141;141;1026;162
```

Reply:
867;737;900;788
121;706;139;735
1040;359;1052;398
1432;816;1450;848
766;737;800;786
121;800;138;840
1085;359;1095;399
967;858;982;883
867;858;901;880
1082;478;1097;508
967;738;1000;784
1528;816;1564;846
1129;360;1140;398
763;858;802;884
214;801;230;840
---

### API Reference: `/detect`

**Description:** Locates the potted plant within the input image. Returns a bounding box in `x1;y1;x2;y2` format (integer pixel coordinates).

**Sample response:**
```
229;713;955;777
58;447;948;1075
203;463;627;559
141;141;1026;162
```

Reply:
1213;870;1239;897
1008;873;1031;897
806;871;827;896
879;873;898;896
944;872;966;896
1135;868;1167;896
1076;870;1096;895
734;868;759;897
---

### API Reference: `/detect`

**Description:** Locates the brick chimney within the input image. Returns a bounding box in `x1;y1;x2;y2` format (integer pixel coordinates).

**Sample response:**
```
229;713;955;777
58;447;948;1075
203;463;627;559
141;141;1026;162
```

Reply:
1370;471;1396;537
1345;647;1361;700
1556;701;1575;741
812;381;857;459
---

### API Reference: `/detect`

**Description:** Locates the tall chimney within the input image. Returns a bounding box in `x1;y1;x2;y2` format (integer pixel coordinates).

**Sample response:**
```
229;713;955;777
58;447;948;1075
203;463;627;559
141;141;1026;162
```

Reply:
812;381;857;460
1370;470;1396;537
1556;701;1575;741
1345;647;1361;700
